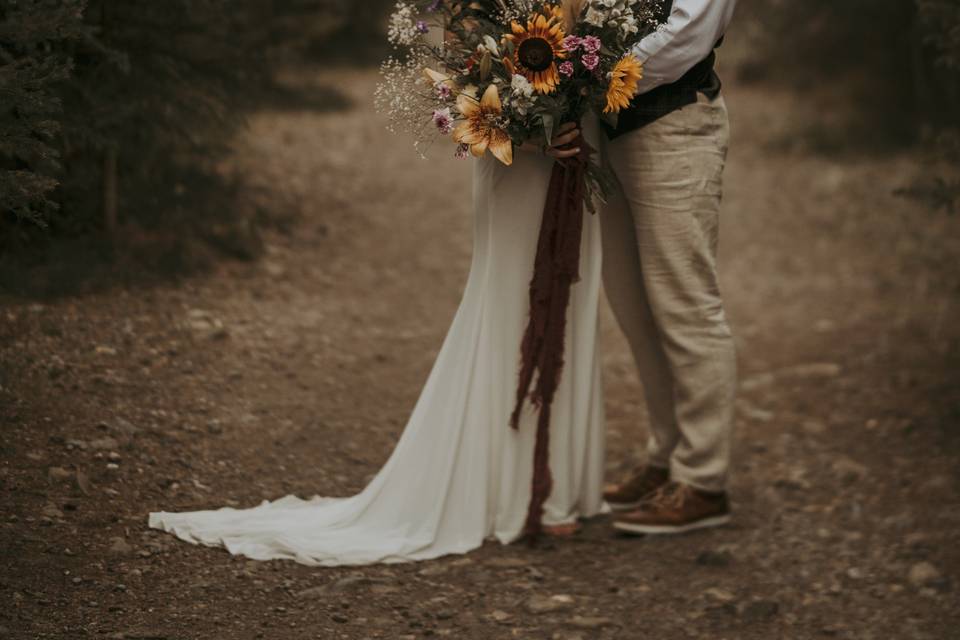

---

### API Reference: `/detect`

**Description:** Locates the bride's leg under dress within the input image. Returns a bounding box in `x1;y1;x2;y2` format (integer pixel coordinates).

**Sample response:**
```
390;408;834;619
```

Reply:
149;145;606;567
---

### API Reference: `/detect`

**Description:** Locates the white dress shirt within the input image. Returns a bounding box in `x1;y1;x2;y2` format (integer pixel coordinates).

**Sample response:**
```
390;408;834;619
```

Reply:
631;0;738;94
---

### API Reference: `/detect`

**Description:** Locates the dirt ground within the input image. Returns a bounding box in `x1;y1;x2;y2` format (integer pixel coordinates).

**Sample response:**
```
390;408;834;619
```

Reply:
1;63;959;640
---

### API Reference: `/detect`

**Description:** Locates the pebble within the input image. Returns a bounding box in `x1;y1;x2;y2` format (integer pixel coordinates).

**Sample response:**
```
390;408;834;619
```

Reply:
88;437;120;451
488;610;512;624
185;310;228;340
704;587;736;603
109;537;134;555
42;504;63;519
48;467;73;482
525;594;574;614
418;564;448;577
908;562;944;589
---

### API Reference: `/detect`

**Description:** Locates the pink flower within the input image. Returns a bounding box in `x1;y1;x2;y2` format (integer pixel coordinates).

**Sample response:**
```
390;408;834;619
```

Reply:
581;53;600;71
561;35;582;52
433;108;454;134
558;61;575;77
435;83;452;100
581;36;601;54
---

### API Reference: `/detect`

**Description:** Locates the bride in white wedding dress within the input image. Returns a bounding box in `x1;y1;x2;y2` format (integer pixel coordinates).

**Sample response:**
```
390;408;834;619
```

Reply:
149;121;607;569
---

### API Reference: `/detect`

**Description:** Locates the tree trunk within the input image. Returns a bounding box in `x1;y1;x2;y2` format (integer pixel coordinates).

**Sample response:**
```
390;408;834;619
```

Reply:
103;146;118;237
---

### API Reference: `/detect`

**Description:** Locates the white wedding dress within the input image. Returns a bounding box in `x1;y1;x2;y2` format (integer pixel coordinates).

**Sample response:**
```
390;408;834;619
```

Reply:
149;133;608;567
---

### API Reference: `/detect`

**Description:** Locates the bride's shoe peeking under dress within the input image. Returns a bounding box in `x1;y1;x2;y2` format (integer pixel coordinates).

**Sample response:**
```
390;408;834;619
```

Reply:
148;126;608;567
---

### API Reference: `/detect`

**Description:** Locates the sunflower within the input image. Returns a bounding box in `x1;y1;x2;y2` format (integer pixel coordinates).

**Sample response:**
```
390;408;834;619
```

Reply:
452;84;513;166
503;10;567;94
604;54;643;114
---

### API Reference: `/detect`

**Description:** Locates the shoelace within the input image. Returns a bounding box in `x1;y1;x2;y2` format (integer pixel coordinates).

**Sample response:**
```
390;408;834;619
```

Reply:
642;482;691;513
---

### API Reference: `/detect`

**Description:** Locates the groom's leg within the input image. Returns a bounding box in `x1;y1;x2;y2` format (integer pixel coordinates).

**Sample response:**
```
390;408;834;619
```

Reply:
599;180;679;468
607;95;737;493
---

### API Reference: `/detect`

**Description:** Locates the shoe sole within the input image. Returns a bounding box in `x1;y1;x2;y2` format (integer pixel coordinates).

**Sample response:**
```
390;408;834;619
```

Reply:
613;514;732;536
605;499;646;513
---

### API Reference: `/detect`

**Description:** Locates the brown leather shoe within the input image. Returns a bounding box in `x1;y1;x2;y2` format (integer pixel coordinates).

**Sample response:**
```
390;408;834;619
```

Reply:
613;481;731;535
603;465;670;512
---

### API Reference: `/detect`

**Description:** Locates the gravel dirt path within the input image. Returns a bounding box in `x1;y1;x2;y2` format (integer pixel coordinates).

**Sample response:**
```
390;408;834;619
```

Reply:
1;66;958;640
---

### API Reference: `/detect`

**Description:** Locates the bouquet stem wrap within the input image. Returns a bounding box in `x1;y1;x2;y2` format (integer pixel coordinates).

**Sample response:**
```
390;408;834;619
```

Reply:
510;131;594;542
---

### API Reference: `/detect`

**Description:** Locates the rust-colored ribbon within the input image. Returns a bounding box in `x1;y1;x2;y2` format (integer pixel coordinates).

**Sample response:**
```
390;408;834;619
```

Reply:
510;132;594;542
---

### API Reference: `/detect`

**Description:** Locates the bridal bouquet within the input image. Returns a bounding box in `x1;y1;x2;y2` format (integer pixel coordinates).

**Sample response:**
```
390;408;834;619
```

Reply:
376;0;664;542
376;0;663;199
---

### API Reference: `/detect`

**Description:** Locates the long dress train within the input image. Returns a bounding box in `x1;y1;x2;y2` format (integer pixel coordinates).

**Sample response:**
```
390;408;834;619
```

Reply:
148;134;607;567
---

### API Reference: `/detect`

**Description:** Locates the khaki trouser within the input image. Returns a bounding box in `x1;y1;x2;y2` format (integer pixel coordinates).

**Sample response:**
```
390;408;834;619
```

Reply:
600;94;737;493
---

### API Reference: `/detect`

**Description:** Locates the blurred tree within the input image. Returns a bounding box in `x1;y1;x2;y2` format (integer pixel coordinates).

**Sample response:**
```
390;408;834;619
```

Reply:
53;0;264;240
0;0;88;228
737;0;959;146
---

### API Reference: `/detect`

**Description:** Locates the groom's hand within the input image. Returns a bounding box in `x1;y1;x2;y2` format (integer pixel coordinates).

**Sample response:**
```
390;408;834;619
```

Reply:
520;122;581;159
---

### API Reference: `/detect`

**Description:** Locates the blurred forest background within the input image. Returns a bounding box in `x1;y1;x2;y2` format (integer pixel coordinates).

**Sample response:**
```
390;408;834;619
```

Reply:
1;0;958;295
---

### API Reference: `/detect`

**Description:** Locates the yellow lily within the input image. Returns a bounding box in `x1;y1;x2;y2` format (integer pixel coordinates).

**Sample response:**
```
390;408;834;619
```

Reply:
452;84;513;166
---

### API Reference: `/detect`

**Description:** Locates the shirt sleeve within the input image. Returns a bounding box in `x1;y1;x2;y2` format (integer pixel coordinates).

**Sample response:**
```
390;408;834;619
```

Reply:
631;0;738;94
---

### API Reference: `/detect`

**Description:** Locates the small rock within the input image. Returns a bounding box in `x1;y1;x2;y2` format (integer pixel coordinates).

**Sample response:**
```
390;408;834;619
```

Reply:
435;609;456;620
704;587;736;603
109;537;133;555
42;504;63;519
741;600;779;622
76;469;92;494
185;310;228;340
88;437;120;451
418;564;448;577
908;562;943;589
48;467;73;482
525;594;574;614
330;613;349;624
111;419;142;436
488;610;512;624
552;633;585;640
295;586;326;599
846;568;865;580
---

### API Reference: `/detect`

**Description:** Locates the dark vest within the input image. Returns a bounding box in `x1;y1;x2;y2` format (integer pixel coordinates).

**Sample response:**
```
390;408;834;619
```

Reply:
603;1;724;140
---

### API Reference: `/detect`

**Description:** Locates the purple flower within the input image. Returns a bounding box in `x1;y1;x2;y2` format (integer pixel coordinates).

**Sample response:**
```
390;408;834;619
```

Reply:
581;36;601;54
455;143;471;159
561;35;582;52
433;108;454;135
558;61;575;77
581;53;600;71
416;20;429;34
435;83;453;100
